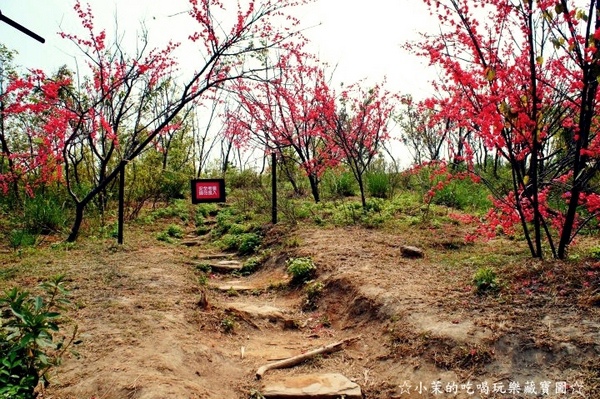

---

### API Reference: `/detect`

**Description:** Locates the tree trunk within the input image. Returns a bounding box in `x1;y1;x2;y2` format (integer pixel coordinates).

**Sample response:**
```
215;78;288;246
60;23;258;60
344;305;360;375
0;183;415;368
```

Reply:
308;174;320;203
357;174;367;210
67;202;86;242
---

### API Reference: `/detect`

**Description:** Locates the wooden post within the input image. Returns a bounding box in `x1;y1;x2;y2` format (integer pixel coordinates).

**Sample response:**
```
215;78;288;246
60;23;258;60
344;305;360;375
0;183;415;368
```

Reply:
271;152;277;224
118;161;125;244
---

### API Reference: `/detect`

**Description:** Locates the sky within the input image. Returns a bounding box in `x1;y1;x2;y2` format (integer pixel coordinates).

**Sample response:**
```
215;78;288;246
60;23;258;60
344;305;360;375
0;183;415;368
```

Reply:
0;0;438;98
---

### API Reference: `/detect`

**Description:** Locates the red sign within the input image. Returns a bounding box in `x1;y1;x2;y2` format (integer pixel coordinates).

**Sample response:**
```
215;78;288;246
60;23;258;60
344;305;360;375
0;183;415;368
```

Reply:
191;179;226;203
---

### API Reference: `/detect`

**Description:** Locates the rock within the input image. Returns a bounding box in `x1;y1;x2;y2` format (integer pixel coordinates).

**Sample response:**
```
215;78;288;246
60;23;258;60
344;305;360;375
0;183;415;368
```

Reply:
225;302;286;322
400;245;424;258
262;373;362;399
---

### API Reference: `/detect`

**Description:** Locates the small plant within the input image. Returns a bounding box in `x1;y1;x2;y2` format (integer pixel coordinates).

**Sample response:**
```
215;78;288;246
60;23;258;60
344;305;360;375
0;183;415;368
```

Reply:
197;274;208;286
237;233;261;255
284;236;302;248
221;316;236;333
589;246;600;260
303;280;324;311
472;267;499;294
22;195;67;235
195;203;219;218
241;257;261;275
286;257;316;285
194;263;212;273
0;275;76;398
157;224;184;243
156;232;174;243
166;224;184;239
8;229;37;250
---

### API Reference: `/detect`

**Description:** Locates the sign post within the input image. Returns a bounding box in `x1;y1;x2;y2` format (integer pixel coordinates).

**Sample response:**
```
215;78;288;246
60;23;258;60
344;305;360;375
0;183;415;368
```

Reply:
191;179;226;204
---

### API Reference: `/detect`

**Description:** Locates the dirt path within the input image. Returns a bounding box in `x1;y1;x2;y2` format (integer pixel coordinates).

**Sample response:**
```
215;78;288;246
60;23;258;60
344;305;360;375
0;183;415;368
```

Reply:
39;225;600;399
44;242;246;398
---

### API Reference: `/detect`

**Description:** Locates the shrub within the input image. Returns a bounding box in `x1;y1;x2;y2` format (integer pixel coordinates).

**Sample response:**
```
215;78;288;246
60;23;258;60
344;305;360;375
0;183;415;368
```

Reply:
366;171;391;199
219;233;261;255
221;316;236;333
195;203;219;218
225;168;262;190
237;233;261;255
150;199;190;222
23;195;67;235
286;257;316;285
0;275;75;398
166;224;184;239
431;177;491;212
323;170;356;198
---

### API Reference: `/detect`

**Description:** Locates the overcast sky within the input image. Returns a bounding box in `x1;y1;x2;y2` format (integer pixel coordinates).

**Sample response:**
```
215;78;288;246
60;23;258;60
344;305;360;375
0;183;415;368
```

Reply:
0;0;438;99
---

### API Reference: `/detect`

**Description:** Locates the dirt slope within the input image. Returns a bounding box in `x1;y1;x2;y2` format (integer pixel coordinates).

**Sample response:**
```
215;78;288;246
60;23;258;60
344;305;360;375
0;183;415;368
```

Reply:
17;223;598;399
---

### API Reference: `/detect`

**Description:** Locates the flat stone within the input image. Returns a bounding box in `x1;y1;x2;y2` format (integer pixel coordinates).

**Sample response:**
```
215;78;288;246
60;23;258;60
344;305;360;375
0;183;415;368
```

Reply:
212;280;257;292
225;302;286;321
262;373;362;399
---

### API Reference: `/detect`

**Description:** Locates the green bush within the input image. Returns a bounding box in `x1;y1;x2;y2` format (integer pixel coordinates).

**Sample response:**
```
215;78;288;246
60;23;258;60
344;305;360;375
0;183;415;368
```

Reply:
166;224;184;239
0;275;75;399
322;170;357;198
241;257;261;275
286;257;316;285
366;171;391;199
225;168;262;190
150;199;190;222
195;203;219;219
218;233;261;255
237;233;261;255
431;177;491;213
23;195;66;235
158;170;189;200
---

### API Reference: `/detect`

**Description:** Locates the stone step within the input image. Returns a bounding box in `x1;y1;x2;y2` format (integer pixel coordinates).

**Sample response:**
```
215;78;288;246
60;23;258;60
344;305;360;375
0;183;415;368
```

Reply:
225;302;286;322
211;280;258;292
195;253;233;260
262;373;362;399
180;237;207;247
206;260;243;273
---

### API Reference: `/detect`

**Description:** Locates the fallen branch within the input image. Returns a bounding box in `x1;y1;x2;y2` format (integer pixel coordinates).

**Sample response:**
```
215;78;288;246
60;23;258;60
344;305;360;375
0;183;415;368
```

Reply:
255;336;360;379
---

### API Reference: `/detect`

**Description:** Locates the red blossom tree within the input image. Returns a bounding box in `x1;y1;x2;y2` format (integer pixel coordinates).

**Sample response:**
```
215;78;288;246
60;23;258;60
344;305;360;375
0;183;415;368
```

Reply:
224;50;338;202
413;0;600;258
0;51;72;201
327;81;396;209
56;0;312;241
